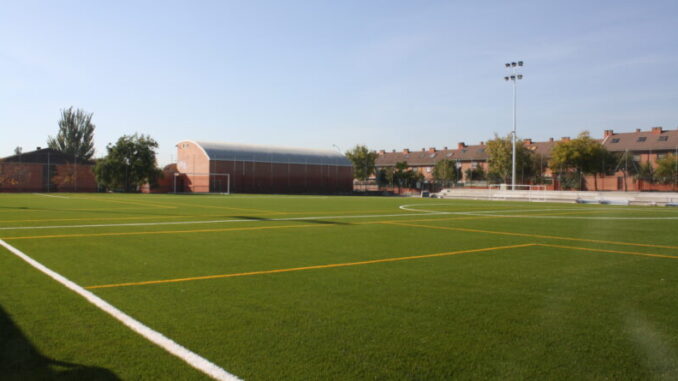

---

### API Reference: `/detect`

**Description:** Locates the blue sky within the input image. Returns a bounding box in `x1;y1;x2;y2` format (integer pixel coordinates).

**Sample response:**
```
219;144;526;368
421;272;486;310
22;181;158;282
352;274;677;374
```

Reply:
1;0;676;165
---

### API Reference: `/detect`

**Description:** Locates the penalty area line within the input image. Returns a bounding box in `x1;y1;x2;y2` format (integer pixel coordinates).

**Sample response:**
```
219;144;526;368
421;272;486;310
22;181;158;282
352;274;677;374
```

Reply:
0;239;240;381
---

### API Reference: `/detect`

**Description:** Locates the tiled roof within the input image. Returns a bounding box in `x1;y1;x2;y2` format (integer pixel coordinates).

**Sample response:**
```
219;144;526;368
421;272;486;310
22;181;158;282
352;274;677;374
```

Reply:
602;128;678;152
375;145;488;167
0;148;94;164
374;127;678;167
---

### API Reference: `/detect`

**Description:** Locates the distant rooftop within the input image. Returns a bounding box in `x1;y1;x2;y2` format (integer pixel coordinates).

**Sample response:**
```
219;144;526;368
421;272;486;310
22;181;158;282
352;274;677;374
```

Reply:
181;141;352;166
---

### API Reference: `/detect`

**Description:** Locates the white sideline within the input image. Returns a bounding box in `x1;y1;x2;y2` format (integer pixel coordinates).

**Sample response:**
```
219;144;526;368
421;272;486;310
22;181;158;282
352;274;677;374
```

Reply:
3;205;676;232
0;239;240;381
0;211;444;231
34;193;70;199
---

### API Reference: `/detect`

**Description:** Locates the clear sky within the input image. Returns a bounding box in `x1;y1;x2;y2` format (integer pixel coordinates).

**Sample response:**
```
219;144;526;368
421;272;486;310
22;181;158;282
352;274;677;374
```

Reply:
2;0;676;165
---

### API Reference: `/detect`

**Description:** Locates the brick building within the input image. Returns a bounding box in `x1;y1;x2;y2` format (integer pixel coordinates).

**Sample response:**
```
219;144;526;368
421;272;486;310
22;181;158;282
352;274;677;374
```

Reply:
374;127;677;191
175;141;353;194
0;148;97;192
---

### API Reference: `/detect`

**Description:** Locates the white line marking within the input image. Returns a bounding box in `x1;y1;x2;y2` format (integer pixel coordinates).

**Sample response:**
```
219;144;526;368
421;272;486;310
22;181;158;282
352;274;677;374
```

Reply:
4;205;677;232
0;212;440;231
33;193;70;199
399;204;678;220
0;239;240;381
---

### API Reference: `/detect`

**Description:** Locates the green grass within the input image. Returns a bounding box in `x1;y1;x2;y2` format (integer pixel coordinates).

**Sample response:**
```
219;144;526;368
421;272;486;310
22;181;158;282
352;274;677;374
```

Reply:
1;193;678;380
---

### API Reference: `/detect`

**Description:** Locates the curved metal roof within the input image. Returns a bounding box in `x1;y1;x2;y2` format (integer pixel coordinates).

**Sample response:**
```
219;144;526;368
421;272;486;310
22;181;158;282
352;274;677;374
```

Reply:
187;141;352;166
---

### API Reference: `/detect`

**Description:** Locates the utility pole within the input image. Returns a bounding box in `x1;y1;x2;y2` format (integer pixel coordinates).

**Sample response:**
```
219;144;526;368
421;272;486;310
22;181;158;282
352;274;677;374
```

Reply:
504;61;524;190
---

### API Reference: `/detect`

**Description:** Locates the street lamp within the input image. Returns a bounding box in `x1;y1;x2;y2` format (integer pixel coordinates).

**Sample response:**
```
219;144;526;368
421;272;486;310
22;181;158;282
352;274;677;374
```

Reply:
504;60;524;190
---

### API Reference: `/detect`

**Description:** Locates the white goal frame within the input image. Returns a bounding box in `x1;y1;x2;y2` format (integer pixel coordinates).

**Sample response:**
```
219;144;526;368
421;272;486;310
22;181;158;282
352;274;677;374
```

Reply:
488;184;547;201
173;172;230;194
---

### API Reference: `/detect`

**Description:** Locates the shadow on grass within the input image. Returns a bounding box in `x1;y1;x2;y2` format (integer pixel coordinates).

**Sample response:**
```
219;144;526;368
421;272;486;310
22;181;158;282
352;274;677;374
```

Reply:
0;304;119;380
233;215;271;221
234;215;349;225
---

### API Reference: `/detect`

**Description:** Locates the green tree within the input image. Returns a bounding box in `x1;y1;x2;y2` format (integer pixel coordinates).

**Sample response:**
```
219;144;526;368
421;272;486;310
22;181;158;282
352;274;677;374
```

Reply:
391;161;423;192
655;154;678;191
94;134;162;192
432;159;459;188
464;166;486;183
486;134;534;184
47;107;96;161
612;151;640;192
376;167;395;188
636;161;655;184
548;131;609;190
345;145;378;191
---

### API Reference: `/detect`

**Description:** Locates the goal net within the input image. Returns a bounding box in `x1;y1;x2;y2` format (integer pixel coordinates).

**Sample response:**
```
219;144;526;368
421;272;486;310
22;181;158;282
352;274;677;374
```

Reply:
488;184;547;201
173;172;230;194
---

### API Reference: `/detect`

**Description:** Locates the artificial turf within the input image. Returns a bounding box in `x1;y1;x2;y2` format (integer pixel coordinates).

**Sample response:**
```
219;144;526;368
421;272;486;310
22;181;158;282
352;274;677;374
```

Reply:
1;193;677;379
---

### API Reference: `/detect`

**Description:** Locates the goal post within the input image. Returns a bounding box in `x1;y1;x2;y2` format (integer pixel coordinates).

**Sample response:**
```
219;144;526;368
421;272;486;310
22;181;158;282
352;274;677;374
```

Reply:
173;172;231;194
488;184;547;201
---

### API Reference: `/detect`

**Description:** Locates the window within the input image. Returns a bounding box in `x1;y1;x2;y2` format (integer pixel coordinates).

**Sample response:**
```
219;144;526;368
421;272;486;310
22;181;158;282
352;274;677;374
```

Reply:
426;167;432;173
478;149;485;153
657;153;667;160
611;138;620;143
471;162;479;169
446;153;454;157
429;153;436;158
659;136;669;142
637;137;647;142
633;154;641;162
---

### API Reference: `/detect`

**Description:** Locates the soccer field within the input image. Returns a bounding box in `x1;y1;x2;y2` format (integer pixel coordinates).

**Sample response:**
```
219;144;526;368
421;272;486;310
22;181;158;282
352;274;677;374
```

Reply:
1;193;677;380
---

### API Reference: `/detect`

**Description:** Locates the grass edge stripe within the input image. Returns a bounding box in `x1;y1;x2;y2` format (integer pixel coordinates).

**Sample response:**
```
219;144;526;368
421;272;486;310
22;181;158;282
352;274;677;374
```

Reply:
86;243;537;289
0;239;240;381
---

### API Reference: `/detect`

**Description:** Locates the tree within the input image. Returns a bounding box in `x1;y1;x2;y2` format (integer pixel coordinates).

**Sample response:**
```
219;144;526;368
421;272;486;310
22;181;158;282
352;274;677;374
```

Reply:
548;131;609;190
376;167;395;188
345;145;378;191
486;134;534;184
47;107;96;161
432;159;460;188
391;161;423;193
636;161;655;185
14;147;22;155
612;151;640;192
655;154;678;191
94;134;162;192
464;165;486;183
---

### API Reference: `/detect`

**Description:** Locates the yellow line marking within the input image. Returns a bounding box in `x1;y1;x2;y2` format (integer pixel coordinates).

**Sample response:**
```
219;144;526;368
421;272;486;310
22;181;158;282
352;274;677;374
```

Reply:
85;243;536;289
0;215;191;223
168;201;285;215
536;243;678;260
383;221;678;250
72;196;178;209
0;215;510;240
3;224;327;240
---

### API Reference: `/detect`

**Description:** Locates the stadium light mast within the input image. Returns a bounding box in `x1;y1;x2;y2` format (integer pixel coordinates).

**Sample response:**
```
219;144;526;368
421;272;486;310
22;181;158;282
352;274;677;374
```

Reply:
504;60;524;190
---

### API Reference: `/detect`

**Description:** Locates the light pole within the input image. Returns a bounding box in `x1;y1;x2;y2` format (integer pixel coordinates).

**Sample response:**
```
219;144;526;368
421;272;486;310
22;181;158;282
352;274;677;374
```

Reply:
504;61;524;190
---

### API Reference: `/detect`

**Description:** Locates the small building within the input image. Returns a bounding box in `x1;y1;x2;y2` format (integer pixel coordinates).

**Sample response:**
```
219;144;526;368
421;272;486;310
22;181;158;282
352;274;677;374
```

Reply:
0;148;97;192
175;141;353;194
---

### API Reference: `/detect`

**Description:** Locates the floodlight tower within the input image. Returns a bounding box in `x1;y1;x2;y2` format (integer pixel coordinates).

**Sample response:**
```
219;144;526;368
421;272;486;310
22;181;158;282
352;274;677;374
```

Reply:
504;61;524;190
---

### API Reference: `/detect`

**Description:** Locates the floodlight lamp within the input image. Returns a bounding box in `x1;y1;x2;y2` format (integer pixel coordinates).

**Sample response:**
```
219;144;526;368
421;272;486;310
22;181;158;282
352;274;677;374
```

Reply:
518;61;524;66
511;62;517;67
505;63;510;68
510;75;516;79
504;76;509;81
517;74;523;79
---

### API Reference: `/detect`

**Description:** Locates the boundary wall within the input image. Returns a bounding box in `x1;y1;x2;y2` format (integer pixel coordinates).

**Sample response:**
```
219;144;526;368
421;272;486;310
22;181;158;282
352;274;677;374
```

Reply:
435;188;678;206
